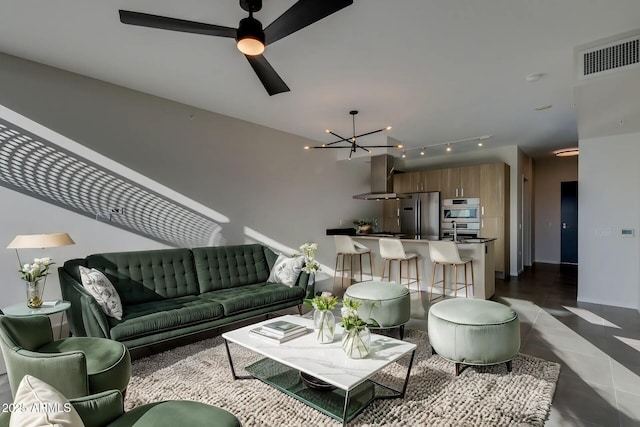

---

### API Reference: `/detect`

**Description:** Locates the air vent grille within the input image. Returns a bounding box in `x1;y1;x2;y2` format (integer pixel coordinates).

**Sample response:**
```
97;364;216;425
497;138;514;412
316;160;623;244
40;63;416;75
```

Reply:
579;35;640;79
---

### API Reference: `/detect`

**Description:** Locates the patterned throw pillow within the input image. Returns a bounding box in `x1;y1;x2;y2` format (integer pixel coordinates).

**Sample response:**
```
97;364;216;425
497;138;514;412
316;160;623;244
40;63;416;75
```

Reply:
79;266;123;320
9;375;84;427
267;254;304;287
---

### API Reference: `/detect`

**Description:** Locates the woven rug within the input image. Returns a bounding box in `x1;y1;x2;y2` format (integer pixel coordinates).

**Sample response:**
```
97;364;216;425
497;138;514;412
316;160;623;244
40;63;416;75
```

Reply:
126;330;560;426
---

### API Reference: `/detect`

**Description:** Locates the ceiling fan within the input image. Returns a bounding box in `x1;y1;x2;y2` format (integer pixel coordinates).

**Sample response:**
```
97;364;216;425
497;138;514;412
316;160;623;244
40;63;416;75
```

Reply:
119;0;353;96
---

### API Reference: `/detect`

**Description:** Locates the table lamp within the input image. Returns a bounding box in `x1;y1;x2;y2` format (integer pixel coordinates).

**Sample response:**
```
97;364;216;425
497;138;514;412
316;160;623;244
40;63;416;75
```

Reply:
7;233;75;306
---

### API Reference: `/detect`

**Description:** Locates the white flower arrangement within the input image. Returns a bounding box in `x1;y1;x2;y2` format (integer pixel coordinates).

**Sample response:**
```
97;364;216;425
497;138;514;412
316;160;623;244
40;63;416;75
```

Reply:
299;242;321;274
19;258;54;283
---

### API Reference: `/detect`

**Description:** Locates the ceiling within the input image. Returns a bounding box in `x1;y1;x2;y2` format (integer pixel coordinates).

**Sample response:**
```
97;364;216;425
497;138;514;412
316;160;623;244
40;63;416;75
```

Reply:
1;1;640;159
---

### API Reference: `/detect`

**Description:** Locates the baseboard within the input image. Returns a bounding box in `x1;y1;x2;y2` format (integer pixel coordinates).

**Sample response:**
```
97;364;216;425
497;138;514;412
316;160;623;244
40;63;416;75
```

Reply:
577;296;637;310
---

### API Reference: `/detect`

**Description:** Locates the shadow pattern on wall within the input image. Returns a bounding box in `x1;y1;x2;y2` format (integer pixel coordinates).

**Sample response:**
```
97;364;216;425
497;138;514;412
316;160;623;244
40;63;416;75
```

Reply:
0;118;223;248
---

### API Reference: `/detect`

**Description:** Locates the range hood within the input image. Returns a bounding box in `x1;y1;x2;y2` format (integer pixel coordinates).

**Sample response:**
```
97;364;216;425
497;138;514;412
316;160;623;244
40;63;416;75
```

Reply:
353;154;412;200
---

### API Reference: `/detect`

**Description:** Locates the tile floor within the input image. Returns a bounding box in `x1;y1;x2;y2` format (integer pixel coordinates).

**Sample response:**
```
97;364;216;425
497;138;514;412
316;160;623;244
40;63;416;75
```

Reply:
1;263;639;426
405;263;640;427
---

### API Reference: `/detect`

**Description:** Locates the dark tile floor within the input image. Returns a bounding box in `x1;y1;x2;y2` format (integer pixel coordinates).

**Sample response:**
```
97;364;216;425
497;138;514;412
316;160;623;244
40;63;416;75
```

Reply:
1;263;639;426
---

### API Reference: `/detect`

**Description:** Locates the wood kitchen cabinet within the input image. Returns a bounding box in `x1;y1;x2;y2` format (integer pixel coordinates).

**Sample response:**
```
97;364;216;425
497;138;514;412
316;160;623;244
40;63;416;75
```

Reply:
412;170;441;192
393;173;412;193
382;199;401;233
440;166;480;198
479;162;510;277
481;216;506;274
394;171;441;193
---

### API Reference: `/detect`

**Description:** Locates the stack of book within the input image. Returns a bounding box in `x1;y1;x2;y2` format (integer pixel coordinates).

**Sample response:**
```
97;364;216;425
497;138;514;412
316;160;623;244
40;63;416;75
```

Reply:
249;320;309;344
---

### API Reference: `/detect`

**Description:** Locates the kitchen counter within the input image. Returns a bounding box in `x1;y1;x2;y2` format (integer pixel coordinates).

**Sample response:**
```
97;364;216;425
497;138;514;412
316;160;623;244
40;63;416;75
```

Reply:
352;236;496;299
355;235;496;244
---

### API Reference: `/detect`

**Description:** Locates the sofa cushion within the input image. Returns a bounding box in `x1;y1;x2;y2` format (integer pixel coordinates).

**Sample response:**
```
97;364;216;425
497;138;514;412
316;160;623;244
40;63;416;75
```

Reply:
267;254;304;287
10;375;84;427
86;249;199;306
193;245;271;292
108;296;224;341
199;283;304;316
79;266;123;320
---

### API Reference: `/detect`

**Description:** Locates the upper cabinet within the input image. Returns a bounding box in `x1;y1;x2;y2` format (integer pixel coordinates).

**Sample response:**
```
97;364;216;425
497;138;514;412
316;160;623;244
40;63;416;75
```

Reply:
394;170;443;193
393;173;412;193
440;165;480;199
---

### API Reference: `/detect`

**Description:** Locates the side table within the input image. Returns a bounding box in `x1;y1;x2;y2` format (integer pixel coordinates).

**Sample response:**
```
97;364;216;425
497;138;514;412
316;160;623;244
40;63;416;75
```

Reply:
1;300;71;339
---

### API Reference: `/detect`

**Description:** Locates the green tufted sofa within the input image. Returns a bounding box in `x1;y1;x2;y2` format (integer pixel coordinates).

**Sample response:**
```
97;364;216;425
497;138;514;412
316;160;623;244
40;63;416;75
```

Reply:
58;244;312;349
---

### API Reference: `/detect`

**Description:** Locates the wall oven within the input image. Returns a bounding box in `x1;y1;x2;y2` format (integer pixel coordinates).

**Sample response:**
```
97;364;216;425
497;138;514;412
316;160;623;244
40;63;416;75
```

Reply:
441;198;480;238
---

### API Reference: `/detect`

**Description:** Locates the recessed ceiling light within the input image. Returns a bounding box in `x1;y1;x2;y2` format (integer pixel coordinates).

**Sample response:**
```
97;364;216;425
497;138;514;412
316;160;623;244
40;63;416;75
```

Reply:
535;104;552;111
526;73;544;82
554;148;579;157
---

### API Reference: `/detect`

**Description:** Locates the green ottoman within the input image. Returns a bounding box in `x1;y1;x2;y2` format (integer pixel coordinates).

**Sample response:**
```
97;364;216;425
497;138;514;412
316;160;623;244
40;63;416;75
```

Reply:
428;298;520;375
344;281;411;339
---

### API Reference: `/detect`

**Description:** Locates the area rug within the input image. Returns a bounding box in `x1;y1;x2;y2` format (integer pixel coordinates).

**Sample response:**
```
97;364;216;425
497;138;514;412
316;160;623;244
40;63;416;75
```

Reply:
125;330;560;426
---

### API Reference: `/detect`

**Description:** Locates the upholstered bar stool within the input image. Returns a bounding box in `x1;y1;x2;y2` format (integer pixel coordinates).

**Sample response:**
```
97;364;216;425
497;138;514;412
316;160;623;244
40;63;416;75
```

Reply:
428;241;474;301
333;235;373;288
378;238;420;291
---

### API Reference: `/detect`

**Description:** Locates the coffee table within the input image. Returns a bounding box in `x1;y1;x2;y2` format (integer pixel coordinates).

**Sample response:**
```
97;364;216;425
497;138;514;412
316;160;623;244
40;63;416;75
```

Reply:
222;315;416;426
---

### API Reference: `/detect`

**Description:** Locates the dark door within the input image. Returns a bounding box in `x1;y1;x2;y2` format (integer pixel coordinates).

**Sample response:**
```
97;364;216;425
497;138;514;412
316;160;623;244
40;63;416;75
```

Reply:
561;181;578;264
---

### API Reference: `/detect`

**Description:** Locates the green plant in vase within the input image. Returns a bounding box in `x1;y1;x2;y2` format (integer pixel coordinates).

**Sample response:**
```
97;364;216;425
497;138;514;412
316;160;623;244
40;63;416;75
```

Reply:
353;218;378;234
304;292;338;343
341;298;371;358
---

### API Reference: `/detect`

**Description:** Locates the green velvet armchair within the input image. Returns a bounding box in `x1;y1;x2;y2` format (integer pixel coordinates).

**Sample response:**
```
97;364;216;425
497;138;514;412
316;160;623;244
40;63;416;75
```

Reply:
0;389;242;427
0;315;130;399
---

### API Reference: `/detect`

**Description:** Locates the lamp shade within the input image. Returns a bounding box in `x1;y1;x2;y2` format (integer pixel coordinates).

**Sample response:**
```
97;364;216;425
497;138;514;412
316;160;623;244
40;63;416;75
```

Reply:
7;233;75;249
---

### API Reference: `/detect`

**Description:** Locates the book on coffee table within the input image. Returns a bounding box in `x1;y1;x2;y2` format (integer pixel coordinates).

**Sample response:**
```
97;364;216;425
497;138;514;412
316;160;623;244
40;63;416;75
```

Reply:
249;326;309;344
261;320;306;337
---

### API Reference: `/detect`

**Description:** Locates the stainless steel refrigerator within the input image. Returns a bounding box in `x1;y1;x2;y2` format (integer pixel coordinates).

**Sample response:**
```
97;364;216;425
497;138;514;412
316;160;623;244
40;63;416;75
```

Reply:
399;192;441;239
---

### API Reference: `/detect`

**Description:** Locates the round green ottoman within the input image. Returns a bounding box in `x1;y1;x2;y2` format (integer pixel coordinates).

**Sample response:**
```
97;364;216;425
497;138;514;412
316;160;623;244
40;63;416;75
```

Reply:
112;400;241;427
428;298;520;375
344;281;411;339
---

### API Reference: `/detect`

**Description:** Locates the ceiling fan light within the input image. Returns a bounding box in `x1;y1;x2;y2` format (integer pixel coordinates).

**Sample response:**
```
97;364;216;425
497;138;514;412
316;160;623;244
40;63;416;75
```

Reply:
236;17;265;56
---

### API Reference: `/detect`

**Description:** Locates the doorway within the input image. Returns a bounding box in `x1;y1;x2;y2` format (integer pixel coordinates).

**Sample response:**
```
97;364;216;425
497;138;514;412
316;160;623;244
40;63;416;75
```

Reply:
561;181;578;264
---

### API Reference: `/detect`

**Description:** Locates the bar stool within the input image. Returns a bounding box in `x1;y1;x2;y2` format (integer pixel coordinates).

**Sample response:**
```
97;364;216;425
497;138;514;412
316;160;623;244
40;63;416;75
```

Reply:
428;241;474;301
379;238;420;291
333;235;373;288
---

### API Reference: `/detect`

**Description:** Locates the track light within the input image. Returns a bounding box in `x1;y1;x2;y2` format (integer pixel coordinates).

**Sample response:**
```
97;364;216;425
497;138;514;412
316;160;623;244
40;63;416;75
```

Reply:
401;151;407;158
420;149;425;156
446;145;452;152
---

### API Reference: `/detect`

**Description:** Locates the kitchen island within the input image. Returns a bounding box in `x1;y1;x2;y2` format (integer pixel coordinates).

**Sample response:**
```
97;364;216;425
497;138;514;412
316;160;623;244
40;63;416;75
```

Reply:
351;236;496;299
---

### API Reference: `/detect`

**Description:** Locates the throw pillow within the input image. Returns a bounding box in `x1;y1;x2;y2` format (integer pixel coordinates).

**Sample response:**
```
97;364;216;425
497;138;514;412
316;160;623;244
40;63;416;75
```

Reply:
9;375;85;427
78;266;123;320
267;254;304;287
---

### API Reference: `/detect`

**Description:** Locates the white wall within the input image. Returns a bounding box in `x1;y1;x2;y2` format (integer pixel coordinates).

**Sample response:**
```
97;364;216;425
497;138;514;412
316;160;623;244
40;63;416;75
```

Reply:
402;144;522;276
578;132;640;309
534;156;578;263
0;186;170;374
0;53;381;371
0;52;378;274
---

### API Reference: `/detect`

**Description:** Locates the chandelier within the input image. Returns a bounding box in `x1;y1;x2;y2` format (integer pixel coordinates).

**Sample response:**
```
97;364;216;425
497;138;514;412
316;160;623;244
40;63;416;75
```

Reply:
304;110;401;159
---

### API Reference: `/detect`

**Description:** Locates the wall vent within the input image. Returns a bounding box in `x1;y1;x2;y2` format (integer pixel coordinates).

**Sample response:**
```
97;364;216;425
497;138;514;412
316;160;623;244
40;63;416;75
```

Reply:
578;34;640;79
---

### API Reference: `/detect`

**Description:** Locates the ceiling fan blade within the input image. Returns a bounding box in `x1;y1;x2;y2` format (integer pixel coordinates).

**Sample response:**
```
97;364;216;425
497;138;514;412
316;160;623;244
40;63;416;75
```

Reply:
264;0;353;45
119;10;236;38
245;55;290;96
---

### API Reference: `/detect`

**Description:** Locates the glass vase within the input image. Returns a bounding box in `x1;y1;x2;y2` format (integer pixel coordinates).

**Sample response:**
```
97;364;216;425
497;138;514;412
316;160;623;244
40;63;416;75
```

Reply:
341;327;371;359
26;280;43;308
313;309;335;344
